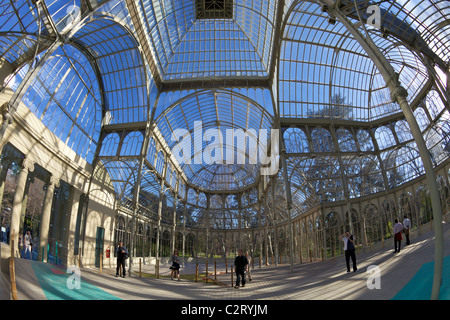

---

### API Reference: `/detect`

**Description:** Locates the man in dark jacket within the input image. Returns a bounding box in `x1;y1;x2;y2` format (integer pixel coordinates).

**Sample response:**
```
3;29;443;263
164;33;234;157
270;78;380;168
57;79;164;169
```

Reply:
116;241;128;278
341;231;357;273
234;249;248;288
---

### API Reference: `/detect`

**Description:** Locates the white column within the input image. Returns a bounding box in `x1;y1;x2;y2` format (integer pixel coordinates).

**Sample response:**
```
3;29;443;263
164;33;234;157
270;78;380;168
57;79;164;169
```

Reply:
10;157;34;255
38;175;59;262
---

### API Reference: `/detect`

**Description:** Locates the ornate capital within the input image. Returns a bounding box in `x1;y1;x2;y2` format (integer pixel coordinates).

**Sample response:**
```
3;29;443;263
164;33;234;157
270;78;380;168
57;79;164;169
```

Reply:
22;157;35;172
0;102;9;117
0;102;12;124
49;174;60;188
390;86;408;103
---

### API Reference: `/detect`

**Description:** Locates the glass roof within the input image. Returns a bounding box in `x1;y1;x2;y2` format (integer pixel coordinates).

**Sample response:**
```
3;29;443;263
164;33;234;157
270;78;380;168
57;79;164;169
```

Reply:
154;88;274;191
1;0;449;228
136;0;276;80
279;1;433;121
71;15;150;124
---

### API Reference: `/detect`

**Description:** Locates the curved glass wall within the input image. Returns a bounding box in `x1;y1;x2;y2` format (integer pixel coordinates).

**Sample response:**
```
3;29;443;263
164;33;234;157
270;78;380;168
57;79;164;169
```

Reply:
11;44;102;163
0;0;449;256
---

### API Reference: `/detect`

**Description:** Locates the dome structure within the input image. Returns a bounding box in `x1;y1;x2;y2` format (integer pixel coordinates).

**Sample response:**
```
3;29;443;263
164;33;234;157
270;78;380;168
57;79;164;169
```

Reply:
0;0;449;299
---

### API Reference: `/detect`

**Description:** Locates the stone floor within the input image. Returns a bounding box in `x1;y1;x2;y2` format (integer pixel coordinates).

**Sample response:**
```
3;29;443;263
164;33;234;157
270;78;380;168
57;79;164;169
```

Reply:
6;223;450;303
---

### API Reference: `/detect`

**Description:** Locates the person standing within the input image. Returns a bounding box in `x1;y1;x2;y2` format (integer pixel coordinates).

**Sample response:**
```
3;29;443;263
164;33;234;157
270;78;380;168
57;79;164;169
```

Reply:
116;241;128;278
341;231;357;273
393;219;403;253
170;249;181;281
0;221;5;243
402;215;411;245
24;230;32;260
245;251;252;282
234;249;248;289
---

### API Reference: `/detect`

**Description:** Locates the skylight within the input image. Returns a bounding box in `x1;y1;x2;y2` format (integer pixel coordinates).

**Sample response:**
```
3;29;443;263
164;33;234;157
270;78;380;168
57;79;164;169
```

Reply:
196;0;233;19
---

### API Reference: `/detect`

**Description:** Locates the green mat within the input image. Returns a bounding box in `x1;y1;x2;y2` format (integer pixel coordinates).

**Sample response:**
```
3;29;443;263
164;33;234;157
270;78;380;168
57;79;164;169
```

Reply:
392;255;450;300
31;262;121;300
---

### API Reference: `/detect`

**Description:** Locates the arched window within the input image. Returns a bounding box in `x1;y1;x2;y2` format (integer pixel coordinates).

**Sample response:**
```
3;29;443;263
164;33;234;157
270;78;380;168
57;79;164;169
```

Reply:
381;198;397;239
135;223;144;257
311;127;334;153
146;137;157;166
187;188;198;206
336;128;357;152
363;203;381;245
356;129;374;152
416;185;432;225
426;90;445;119
414;107;429;132
325;212;340;257
20;45;102;164
100;133;120;156
395;120;413;143
375;126;396;150
114;216;127;257
156;151;165;175
120;131;143;156
283;127;309;153
161;230;171;257
166;163;172;184
185;233;195;258
344;208;361;248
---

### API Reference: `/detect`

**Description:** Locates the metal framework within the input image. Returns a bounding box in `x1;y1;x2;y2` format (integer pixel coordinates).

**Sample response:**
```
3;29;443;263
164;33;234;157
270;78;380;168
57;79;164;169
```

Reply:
0;0;449;298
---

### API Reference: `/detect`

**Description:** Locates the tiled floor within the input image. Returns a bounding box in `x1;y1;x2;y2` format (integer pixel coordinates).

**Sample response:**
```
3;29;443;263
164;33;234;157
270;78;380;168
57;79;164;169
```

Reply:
11;223;450;301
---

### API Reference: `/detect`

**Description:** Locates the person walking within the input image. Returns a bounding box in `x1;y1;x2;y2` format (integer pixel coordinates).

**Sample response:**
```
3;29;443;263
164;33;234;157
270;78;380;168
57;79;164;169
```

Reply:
245;251;252;282
341;231;357;273
116;241;128;278
24;230;32;260
393;219;403;253
170;249;181;281
234;249;248;289
402;215;411;245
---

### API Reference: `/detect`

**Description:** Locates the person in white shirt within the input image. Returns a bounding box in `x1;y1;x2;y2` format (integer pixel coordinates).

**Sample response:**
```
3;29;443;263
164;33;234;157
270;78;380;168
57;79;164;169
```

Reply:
341;231;357;273
403;216;411;245
24;230;32;259
393;219;403;253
